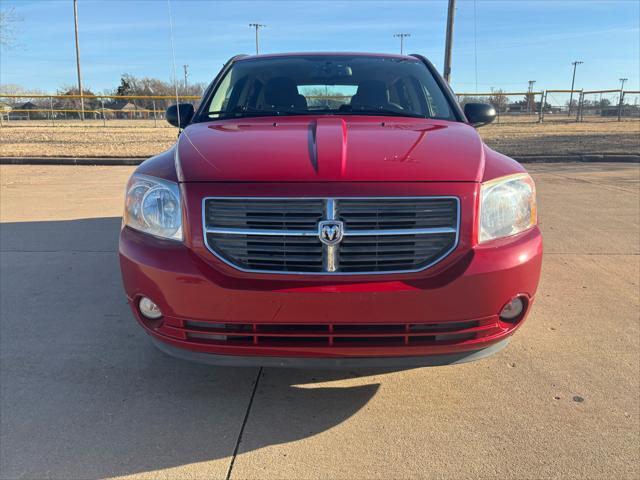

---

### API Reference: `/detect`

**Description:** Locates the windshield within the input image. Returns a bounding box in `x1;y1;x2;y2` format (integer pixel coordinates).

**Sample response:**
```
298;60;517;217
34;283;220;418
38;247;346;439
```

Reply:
201;55;456;121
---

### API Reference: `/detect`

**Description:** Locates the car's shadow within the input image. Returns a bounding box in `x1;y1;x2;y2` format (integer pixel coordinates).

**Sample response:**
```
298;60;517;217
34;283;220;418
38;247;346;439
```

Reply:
0;217;400;478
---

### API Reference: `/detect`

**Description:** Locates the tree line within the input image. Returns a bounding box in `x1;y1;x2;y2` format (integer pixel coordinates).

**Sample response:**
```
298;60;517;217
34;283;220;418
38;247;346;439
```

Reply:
0;74;207;113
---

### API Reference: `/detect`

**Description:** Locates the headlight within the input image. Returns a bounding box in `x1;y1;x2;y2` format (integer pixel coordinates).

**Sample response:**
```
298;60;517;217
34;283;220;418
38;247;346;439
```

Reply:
479;173;537;243
123;174;182;241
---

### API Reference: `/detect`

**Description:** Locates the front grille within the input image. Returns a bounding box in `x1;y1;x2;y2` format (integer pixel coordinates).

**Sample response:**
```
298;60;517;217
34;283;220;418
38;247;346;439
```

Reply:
203;197;459;274
159;318;502;348
337;198;457;230
206;234;324;272
204;199;324;231
339;233;456;273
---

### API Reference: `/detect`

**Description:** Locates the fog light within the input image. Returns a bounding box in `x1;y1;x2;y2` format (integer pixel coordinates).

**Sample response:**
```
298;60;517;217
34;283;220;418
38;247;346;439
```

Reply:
139;297;162;319
499;296;525;323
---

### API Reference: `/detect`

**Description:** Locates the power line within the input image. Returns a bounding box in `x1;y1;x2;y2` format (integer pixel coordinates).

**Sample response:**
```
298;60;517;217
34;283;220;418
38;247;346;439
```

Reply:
73;0;84;120
249;23;266;55
393;33;410;55
473;0;478;93
166;0;181;127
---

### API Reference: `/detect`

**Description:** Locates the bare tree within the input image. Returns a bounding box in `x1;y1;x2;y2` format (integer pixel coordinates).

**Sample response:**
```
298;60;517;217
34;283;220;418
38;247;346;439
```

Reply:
107;73;207;110
488;89;508;113
0;7;21;49
0;84;47;97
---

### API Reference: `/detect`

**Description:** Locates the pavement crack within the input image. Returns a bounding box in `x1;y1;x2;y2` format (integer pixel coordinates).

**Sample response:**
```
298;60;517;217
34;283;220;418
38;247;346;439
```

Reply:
226;367;263;480
540;171;640;195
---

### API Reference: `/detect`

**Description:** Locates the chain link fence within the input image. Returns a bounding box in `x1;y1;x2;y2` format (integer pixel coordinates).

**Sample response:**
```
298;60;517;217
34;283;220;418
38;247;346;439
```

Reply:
1;89;638;127
0;94;200;127
457;91;543;124
458;89;640;124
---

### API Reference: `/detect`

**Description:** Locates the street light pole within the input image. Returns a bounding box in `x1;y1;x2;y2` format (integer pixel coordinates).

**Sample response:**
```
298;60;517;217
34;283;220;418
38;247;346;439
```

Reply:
73;0;85;121
443;0;456;83
568;60;583;116
393;33;410;55
249;23;266;55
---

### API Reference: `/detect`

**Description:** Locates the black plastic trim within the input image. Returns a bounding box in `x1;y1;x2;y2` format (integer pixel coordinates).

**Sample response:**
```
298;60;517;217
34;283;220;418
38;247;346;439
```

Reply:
192;54;249;124
150;337;510;369
409;53;466;123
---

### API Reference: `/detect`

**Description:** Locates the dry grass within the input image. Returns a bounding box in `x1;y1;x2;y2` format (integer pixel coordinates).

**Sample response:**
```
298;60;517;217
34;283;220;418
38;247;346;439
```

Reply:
0;117;638;158
0;120;177;158
481;117;640;155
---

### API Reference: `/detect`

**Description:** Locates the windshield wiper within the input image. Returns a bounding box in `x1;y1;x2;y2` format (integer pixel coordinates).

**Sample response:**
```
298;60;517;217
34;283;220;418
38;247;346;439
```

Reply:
206;106;311;118
345;108;426;119
205;106;426;120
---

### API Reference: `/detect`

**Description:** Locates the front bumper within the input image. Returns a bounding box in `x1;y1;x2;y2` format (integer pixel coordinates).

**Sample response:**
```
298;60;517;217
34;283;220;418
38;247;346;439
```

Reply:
119;224;543;366
151;336;510;368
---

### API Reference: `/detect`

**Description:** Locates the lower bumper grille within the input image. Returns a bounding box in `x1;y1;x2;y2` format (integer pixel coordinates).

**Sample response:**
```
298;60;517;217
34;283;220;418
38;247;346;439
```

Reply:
158;318;505;349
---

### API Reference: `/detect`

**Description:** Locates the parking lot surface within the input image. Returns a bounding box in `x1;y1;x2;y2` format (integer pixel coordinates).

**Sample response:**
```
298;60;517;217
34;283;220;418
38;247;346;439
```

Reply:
1;163;638;479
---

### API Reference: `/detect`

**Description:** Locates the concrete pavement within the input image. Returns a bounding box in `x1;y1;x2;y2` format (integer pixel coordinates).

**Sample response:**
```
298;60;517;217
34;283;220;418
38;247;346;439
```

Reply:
0;163;638;479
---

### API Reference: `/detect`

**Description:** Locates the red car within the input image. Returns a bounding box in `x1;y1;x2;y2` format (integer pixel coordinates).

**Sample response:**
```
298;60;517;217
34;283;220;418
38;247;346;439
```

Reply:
119;53;542;368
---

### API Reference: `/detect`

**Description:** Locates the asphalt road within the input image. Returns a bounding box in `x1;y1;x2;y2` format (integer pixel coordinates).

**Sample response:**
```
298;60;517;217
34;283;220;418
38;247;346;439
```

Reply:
0;163;638;479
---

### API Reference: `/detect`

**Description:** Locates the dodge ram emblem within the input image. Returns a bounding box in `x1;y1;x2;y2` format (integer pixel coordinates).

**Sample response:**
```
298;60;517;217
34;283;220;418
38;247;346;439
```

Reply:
318;220;344;246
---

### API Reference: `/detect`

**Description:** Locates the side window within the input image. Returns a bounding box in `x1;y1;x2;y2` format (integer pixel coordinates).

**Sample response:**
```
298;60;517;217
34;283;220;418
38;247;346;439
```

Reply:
419;71;453;119
209;71;233;115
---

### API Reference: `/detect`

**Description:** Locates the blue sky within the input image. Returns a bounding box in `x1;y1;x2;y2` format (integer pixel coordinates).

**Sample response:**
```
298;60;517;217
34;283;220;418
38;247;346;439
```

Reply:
1;0;638;93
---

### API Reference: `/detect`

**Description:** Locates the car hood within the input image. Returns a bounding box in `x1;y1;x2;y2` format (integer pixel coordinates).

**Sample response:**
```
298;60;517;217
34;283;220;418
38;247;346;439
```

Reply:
177;116;485;182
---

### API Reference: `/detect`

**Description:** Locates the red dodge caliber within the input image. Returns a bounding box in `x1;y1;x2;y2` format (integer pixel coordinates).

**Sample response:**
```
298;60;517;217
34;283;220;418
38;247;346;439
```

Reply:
119;53;542;368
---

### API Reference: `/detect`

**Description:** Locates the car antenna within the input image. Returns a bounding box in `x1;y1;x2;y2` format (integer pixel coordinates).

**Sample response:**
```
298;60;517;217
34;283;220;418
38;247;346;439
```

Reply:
166;0;181;132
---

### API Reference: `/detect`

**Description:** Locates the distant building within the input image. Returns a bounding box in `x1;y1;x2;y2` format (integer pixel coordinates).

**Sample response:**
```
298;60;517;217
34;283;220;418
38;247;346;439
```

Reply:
107;100;140;119
0;102;12;119
9;101;47;120
506;103;526;113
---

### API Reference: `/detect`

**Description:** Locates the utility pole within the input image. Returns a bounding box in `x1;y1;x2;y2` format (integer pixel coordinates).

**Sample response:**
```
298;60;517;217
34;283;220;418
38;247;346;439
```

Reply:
618;77;628;121
393;33;410;55
182;64;189;92
73;0;85;120
619;77;628;91
568;60;583;116
443;0;456;83
249;23;266;55
527;80;536;114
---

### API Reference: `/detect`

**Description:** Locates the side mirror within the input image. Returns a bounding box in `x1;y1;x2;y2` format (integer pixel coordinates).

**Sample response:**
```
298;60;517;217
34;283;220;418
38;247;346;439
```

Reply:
166;103;194;128
464;103;496;127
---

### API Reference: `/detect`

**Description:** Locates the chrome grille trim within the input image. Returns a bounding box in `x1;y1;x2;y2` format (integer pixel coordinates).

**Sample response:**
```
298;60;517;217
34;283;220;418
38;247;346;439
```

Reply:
323;199;339;273
203;226;457;236
202;197;460;275
205;227;320;236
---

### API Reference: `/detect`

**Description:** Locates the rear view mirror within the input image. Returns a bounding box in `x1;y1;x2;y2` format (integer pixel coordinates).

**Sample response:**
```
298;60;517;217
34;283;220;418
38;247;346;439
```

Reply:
310;61;353;81
166;103;195;129
464;103;496;127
